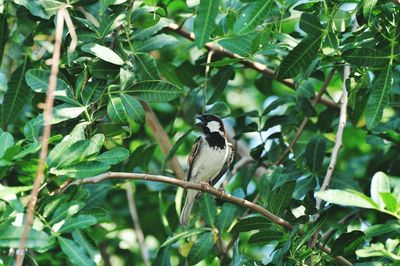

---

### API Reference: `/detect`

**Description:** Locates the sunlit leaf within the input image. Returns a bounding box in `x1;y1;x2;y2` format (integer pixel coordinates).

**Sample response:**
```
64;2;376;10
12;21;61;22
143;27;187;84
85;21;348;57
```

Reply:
194;0;220;48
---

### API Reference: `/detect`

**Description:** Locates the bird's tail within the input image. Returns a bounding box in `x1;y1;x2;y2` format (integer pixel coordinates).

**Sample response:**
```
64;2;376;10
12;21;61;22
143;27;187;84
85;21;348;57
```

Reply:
180;189;197;227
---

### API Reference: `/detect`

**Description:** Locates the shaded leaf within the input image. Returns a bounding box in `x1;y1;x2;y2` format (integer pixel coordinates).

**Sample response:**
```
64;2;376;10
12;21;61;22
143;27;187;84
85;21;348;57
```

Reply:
332;230;366;257
120;94;145;123
343;48;390;67
305;136;326;172
95;147;129;165
194;0;220;48
199;194;217;227
59;215;97;233
188;232;214;265
0;226;51;248
231;216;272;233
233;0;273;34
58;237;95;266
216;203;237;232
366;66;392;129
299;13;323;36
277;35;322;79
123;80;183;102
248;229;283;244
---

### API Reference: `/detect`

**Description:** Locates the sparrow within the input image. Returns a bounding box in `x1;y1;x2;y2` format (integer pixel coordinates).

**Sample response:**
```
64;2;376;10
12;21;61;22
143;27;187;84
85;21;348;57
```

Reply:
180;114;234;227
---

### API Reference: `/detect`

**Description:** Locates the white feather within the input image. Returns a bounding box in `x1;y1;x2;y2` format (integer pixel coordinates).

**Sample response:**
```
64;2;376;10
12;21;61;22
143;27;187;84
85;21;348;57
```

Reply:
206;121;222;133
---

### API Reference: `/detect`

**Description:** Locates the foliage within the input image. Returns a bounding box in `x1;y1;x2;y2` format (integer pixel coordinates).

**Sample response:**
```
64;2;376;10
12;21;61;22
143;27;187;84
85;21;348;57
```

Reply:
0;0;399;265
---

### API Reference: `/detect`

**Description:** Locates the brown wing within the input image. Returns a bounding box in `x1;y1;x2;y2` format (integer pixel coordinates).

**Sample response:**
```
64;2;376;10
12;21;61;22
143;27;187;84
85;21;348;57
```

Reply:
187;136;203;181
195;142;234;199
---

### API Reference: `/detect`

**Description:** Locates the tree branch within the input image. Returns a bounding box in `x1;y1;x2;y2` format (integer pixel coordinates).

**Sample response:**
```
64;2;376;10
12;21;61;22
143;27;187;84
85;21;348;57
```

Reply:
275;67;336;165
126;182;150;266
318;65;349;202
16;7;66;266
142;102;186;180
64;172;352;266
167;23;338;109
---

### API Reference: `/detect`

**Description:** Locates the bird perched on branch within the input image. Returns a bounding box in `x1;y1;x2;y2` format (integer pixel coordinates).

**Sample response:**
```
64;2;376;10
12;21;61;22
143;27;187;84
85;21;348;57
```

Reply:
180;114;234;227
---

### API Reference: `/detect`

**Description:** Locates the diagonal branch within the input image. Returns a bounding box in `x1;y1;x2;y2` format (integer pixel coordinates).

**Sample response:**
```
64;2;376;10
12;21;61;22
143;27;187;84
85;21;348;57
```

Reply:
16;7;66;266
63;172;352;266
167;23;338;109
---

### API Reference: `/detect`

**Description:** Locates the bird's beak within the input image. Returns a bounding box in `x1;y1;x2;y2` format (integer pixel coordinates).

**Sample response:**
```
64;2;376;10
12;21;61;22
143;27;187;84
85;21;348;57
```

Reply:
195;114;205;127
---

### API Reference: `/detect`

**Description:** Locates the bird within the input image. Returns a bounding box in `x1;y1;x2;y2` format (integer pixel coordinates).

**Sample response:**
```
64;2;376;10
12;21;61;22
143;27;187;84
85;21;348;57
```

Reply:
180;114;234;227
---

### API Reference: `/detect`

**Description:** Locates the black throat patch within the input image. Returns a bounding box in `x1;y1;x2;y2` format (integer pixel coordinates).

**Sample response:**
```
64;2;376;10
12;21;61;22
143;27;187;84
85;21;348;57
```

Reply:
205;133;226;149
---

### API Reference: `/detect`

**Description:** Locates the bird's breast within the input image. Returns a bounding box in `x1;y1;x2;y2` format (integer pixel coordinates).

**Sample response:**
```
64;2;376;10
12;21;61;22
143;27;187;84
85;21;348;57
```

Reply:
191;144;227;182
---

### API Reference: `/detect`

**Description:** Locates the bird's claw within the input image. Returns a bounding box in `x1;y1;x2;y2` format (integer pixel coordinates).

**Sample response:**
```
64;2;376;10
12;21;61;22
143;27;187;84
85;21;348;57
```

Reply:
200;182;210;191
218;187;225;198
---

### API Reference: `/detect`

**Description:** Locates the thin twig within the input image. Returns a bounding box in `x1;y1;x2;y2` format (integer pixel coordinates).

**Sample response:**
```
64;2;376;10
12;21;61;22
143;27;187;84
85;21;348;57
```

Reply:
63;172;352;266
275;68;336;165
126;182;150;266
142;101;186;180
204;50;214;111
63;8;77;53
15;8;65;266
167;23;338;109
310;64;350;252
318;66;349;204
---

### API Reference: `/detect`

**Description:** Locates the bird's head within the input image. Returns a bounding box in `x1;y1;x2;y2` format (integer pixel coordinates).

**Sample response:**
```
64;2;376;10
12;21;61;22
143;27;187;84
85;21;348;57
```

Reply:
195;114;225;136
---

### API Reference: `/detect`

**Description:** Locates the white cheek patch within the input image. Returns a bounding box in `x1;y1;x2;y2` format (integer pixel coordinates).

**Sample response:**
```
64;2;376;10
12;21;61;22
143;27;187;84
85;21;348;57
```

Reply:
206;121;222;133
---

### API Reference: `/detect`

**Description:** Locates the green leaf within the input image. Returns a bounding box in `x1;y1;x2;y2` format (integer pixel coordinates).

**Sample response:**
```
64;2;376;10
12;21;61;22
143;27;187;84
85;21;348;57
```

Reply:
216;203;236;232
59;215;97;233
153;247;171;266
41;0;68;16
366;66;393;129
54;140;90;168
188;232;214;265
0;132;14;158
0;226;51;248
370;172;390;209
365;223;400;238
194;0;220;48
332;230;366;257
207;66;234;104
379;192;398;213
356;242;400;260
299;13;323;36
0;30;29;129
305;136;326;172
55;161;110;179
199;194;217;227
233;0;273;34
107;96;127;124
248;229;283;244
160;228;210;248
134;53;160;80
72;230;101;263
50;201;85;224
82;134;105;158
277;35;322;79
25;69;76;104
203;58;241;67
315;189;379;209
48;104;85;125
58;237;96;266
0;184;32;201
207;102;231;118
120;94;145;123
218;33;256;57
123;80;183;102
135;34;178;52
81;43;124;65
95;147;129;165
14;0;50;19
0;12;7;67
342;48;390;67
268;180;296;216
231;216;272;233
163;129;193;168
